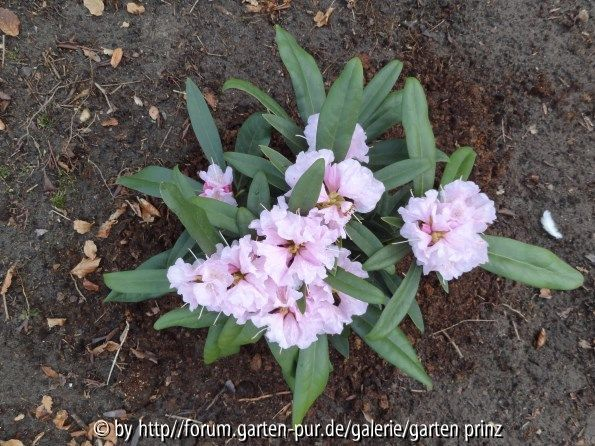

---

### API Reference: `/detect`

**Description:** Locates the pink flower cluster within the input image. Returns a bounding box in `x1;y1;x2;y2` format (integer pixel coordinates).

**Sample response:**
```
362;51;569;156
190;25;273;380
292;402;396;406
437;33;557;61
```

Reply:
198;164;237;206
398;180;497;280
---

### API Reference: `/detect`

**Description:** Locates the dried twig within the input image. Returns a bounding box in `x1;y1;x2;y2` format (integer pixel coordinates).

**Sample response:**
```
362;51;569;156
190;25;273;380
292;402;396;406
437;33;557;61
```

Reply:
237;391;291;403
1;264;17;321
1;35;5;69
441;332;463;359
106;321;130;385
94;82;115;114
501;303;528;322
431;319;496;336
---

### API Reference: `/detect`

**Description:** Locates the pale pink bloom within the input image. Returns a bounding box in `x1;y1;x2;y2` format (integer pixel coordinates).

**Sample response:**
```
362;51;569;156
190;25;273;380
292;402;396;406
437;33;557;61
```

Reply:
198;164;237;206
303;113;370;162
398;181;496;280
250;197;337;287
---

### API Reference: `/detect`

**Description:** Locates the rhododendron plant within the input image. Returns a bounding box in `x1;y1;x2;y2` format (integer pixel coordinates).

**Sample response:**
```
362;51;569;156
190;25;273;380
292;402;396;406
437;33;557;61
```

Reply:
104;27;583;425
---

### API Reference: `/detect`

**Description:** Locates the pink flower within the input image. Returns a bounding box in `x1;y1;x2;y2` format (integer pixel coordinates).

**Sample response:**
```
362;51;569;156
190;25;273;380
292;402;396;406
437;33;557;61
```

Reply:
304;113;370;162
198;164;237;206
285;150;385;237
250;198;337;287
398;181;496;280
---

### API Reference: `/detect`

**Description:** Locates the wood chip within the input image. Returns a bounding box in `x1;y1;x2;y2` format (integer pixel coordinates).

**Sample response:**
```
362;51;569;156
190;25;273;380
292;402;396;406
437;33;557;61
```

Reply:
97;204;127;238
313;7;334;27
0;7;21;36
0;440;25;446
138;198;160;222
148;105;160;120
1;264;16;297
0;118;6;131
100;117;119;127
79;108;91;123
47;318;66;328
70;258;101;279
82;279;99;292
84;0;105;16
14;413;25;421
41;365;60;378
35;395;53;419
83;240;97;260
126;2;146;14
90;340;120;356
203;90;218;110
73;220;93;234
53;410;70;430
539;288;552;299
82;48;101;63
534;328;547;349
110;48;123;68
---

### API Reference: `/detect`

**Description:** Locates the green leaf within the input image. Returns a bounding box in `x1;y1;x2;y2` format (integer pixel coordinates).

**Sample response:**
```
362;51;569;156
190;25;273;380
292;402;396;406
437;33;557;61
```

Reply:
203;317;240;364
329;327;350;359
316;58;364;161
104;250;171;303
268;341;299;391
275;25;326;122
186;78;225;168
352;307;432;389
172;165;197;200
436;149;449;163
262;114;308;155
363;243;410;271
222;78;290;119
247;171;271;215
345;220;383;256
160;183;220;255
363;90;403;140
325;267;387;305
292;335;331;425
104;269;170;295
166;230;198;266
440;146;476;186
288;158;324;214
402;78;436;195
224;152;288;191
359;60;403;125
367;264;422;340
368;139;408;169
381;216;404;228
116;166;202;198
481;235;583;290
217;318;262;349
154;306;218;330
375;191;401;217
437;272;449;294
191;196;239;234
380;271;424;333
259;145;292;173
235;113;272;156
374;158;433;191
236;207;257;236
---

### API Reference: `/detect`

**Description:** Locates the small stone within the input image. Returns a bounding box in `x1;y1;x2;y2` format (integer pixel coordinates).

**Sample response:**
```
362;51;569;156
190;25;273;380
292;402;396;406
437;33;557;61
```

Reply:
576;9;589;23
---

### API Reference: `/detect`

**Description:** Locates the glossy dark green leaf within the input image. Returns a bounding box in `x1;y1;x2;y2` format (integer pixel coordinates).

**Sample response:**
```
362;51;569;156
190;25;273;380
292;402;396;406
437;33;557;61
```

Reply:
116;166;202;198
224;152;288;191
154;306;217;330
381;216;404;228
329;327;350;359
247;171;271;215
374;158;434;191
203;317;240;364
222;78;290;119
191;196;239;234
359;60;403;125
325;267;387;305
292;335;331;425
268;341;299;391
160;183;220;255
166;230;198;266
235;113;272;156
481;235;583;290
345;220;383;256
380;271;424;333
186;78;225;168
363;243;410;271
402;78;436;195
352;307;432;389
236;207;257;236
172;165;197;199
363;90;403;140
367;264;422;340
218;317;263;349
275;25;326;122
316;58;364;161
104;269;170;295
259;145;292;174
368;139;408;169
262;114;308;155
288;158;324;214
440;146;476;185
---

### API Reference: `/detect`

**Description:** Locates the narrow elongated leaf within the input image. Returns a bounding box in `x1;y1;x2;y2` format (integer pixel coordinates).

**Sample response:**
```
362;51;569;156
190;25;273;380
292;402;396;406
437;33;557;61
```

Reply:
222;78;290;119
437;272;449;294
217;318;262;349
436;149;449;163
345;220;383;256
374;158;433;191
104;250;170;303
224;152;288;191
116;166;202;198
260;145;292;173
236;207;256;236
352;308;432;389
160;183;220;255
203;319;241;364
367;264;422;340
481;236;583;290
247;171;271;215
191;196;239;234
154;307;217;330
104;269;170;295
186;78;225;168
275;26;326;122
262;114;308;155
172;165;197;199
375;191;402;217
368;139;408;169
268;341;299;391
359;60;403;125
292;335;331;425
380;271;424;333
330;327;350;358
363;90;403;140
166;230;197;266
402;78;436;195
288;158;324;214
235;113;272;156
325;267;387;304
381;216;404;228
363;243;410;271
440;146;476;186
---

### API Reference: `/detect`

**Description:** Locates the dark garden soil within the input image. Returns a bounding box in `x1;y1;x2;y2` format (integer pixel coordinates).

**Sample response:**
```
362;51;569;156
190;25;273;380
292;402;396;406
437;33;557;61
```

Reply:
0;1;593;445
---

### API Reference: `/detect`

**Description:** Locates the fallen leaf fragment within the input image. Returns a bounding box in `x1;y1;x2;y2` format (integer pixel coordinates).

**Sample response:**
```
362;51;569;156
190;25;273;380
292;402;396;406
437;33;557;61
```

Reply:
0;440;25;446
79;108;91;123
0;8;21;36
133;95;144;107
41;365;60;378
148;105;159;120
82;278;99;292
138;198;160;222
203;90;218;110
100;117;119;127
313;7;334;27
110;48;123;68
534;328;547;349
84;0;104;16
578;339;591;349
70;258;101;279
126;2;146;14
1;264;16;297
83;240;97;260
82;48;101;63
53;410;70;430
14;414;25;421
73;220;93;234
130;347;158;363
539;288;552;299
47;318;66;329
97;204;127;238
0;118;6;131
90;340;120;356
35;395;53;419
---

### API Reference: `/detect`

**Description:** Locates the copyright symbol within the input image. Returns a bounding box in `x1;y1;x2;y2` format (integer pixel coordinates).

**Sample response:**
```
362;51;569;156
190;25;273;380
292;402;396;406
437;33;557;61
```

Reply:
94;419;111;438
